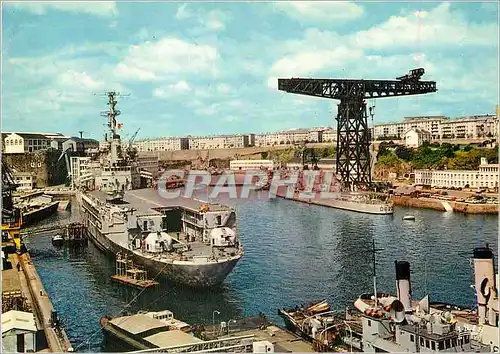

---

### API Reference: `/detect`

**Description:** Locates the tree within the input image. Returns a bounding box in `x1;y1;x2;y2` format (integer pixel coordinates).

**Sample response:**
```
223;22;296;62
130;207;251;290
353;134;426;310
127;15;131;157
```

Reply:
394;146;413;161
463;145;473;152
377;146;390;159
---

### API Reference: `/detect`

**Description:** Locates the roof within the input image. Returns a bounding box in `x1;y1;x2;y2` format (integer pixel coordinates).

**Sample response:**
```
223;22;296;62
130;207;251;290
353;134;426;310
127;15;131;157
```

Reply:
143;329;202;348
2;268;22;294
6;133;49;140
110;314;168;335
1;310;37;333
405;127;431;135
65;137;99;143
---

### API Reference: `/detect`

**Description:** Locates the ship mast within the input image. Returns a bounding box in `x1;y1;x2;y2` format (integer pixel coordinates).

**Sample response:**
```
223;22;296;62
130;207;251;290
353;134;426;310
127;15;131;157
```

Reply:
369;239;384;307
101;91;121;140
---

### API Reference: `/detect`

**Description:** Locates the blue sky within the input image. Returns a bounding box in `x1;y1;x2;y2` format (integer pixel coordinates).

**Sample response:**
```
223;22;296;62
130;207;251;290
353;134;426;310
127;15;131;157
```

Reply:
2;1;498;141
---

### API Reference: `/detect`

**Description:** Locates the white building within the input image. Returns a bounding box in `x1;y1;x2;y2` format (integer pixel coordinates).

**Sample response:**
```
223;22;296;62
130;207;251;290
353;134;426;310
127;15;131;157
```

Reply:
4;133;51;153
13;172;37;191
229;159;278;171
414;157;499;189
189;134;249;150
70;156;91;188
62;137;99;153
1;310;37;353
374;114;498;141
404;128;431;148
322;128;337;142
135;137;189;152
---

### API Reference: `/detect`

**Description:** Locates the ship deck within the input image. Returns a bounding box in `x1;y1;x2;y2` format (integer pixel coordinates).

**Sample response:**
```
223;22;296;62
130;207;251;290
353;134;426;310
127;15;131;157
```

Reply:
90;188;230;214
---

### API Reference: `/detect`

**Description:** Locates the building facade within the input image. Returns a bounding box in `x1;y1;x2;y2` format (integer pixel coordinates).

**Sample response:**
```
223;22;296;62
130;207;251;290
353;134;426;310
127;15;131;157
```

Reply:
134;137;189;152
70;156;91;188
414;158;499;190
12;172;37;191
188;134;249;150
404;128;431;148
4;133;53;154
62;137;99;154
374;114;498;141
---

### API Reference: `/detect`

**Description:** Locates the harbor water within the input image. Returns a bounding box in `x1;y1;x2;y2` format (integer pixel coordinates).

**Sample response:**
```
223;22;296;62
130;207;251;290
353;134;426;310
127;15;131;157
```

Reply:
25;192;498;352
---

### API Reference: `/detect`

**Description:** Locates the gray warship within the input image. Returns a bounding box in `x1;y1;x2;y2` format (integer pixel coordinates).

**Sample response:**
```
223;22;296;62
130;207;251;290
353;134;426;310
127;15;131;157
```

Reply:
75;92;243;287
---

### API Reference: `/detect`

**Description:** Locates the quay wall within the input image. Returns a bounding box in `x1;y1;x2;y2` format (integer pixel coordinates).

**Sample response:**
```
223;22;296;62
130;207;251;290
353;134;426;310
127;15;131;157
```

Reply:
391;196;498;214
20;252;73;352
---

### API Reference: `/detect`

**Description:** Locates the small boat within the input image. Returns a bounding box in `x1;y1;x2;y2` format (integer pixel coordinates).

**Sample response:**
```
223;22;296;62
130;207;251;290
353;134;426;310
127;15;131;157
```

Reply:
278;300;345;351
52;234;64;247
402;215;415;221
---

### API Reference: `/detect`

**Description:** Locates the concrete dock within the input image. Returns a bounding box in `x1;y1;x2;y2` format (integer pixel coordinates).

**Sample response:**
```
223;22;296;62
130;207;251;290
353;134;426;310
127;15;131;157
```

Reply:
200;315;315;352
6;251;74;352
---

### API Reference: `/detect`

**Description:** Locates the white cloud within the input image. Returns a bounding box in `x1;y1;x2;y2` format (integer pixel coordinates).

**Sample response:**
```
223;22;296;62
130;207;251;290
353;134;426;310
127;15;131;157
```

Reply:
216;83;231;94
275;1;364;22
114;37;218;81
57;70;106;90
153;81;192;98
352;3;496;49
267;47;363;88
205;10;230;31
6;1;118;17
175;5;231;32
175;4;192;20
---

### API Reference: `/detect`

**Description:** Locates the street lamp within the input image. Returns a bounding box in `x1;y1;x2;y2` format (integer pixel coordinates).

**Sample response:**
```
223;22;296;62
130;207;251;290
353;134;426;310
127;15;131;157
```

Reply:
227;319;237;336
212;310;220;335
343;320;353;353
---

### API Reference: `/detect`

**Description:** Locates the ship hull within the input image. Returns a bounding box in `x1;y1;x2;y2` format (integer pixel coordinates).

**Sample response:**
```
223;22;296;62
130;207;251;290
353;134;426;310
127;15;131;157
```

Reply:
320;199;393;215
83;212;241;287
22;201;60;226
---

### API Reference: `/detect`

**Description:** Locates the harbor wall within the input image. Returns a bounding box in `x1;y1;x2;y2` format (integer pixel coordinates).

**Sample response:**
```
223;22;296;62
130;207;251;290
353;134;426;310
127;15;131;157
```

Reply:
391;196;498;214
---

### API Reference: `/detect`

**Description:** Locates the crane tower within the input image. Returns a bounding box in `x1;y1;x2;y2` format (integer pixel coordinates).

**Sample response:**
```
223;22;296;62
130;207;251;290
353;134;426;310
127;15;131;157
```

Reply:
278;68;437;188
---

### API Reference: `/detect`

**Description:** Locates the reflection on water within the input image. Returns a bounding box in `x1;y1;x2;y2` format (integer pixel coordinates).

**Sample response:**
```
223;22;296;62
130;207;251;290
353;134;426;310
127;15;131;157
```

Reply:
27;194;498;351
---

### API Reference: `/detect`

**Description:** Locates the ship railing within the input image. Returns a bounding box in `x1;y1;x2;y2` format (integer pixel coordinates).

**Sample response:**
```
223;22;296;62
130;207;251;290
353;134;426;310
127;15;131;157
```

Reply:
130;334;256;353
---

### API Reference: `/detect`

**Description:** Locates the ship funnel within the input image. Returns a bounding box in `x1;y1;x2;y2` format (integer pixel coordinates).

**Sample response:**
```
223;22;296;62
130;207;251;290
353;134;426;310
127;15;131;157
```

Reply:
395;261;412;313
418;295;430;314
389;299;405;323
473;245;497;325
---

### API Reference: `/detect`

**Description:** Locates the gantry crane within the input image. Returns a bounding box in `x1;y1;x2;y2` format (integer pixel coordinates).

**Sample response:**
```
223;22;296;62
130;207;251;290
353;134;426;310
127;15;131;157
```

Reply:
278;68;437;188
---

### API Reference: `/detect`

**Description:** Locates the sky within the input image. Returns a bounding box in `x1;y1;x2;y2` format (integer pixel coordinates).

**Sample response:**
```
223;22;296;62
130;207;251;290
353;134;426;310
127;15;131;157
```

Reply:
1;1;499;141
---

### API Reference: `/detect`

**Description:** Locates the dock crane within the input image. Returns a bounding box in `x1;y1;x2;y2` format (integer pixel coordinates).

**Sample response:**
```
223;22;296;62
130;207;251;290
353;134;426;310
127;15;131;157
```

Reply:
278;68;437;188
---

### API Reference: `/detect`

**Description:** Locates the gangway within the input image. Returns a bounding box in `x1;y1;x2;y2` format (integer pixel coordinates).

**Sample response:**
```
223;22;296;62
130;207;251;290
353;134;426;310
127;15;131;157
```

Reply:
130;334;256;353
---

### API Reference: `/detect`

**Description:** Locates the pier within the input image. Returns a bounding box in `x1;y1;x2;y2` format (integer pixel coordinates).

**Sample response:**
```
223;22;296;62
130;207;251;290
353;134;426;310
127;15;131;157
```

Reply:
111;252;159;289
2;249;73;352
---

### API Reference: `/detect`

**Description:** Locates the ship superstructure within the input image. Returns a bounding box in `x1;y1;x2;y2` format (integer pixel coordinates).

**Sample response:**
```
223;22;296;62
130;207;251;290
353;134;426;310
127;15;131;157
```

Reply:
76;92;243;287
352;260;493;352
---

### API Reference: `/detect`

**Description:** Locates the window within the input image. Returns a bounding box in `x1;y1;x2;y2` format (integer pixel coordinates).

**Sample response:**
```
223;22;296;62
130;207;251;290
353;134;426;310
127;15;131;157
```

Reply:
425;340;430;348
410;335;414;342
431;342;436;350
367;320;371;327
420;338;424;346
445;339;450;349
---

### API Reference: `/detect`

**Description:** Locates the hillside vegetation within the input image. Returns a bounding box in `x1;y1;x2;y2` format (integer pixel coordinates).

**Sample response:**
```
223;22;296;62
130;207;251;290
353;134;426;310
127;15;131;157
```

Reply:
375;142;498;173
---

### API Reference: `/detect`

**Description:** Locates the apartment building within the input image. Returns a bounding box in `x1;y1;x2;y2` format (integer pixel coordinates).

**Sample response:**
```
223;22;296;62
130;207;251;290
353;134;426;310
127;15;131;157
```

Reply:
374;114;498;140
134;137;190;152
414;158;499;190
322;128;337;142
188;134;250;150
